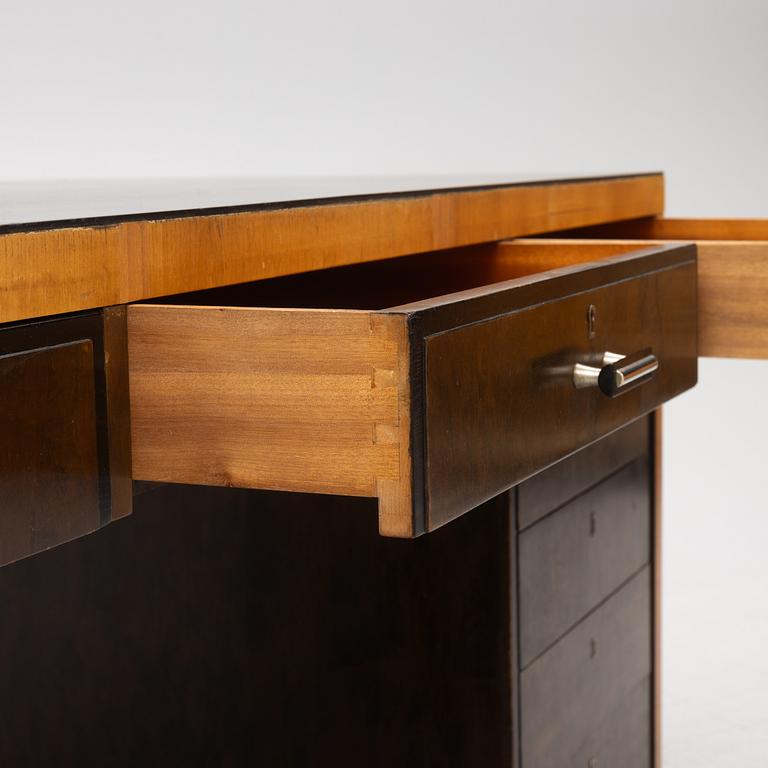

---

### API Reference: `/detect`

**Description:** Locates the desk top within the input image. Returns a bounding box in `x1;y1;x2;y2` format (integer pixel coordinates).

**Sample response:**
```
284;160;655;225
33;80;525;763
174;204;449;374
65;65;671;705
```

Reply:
0;173;658;231
0;172;664;324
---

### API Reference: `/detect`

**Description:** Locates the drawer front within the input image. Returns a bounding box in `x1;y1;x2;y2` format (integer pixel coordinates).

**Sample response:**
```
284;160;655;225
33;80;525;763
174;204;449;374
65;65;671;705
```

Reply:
518;417;649;530
518;457;651;667
0;310;132;567
520;568;652;768
423;258;695;529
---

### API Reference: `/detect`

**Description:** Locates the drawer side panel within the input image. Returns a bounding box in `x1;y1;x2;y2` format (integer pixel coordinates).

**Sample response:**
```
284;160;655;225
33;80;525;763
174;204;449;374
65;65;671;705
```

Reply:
129;307;412;532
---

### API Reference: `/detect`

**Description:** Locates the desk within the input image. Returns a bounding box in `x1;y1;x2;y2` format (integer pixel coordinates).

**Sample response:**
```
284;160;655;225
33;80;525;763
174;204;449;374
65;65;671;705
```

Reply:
0;173;763;766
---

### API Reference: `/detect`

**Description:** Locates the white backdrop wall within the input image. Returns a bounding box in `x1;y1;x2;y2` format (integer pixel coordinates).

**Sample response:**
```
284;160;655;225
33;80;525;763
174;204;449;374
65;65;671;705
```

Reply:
2;1;767;764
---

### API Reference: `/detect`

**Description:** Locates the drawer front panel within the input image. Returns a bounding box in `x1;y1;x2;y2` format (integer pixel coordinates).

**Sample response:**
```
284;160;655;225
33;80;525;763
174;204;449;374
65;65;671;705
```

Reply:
520;568;652;768
0;340;99;565
424;260;695;530
517;417;649;530
0;310;132;567
518;457;651;667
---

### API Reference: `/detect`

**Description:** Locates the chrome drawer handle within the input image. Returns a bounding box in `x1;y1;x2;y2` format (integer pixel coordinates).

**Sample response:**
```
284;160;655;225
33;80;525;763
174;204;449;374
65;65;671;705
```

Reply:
573;349;658;397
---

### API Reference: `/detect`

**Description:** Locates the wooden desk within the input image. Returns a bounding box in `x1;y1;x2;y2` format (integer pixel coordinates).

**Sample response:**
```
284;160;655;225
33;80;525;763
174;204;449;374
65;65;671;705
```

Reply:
0;173;762;765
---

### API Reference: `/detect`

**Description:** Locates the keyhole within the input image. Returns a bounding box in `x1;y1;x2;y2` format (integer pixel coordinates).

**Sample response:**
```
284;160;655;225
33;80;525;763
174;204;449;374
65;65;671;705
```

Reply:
590;638;597;659
587;304;597;339
589;511;597;537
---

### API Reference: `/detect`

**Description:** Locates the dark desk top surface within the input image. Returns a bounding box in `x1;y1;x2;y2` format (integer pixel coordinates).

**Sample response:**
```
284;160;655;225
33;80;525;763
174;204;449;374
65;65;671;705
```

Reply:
0;173;656;231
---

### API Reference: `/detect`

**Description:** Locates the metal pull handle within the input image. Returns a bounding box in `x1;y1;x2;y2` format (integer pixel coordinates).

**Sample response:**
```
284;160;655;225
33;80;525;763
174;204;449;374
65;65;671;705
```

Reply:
573;349;658;397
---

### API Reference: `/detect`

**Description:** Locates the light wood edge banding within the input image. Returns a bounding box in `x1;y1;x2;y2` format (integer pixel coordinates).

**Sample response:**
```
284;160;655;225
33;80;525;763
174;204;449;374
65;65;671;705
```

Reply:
0;176;663;325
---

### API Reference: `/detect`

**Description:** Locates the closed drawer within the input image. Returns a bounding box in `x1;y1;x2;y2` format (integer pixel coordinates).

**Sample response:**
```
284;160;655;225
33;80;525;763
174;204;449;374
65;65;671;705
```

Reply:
0;309;132;566
518;417;649;530
518;456;651;667
520;568;652;768
128;241;696;537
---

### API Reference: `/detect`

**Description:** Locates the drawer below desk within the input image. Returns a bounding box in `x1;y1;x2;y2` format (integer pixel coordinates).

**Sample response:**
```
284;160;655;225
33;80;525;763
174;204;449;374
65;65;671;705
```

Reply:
518;455;651;668
128;240;696;537
520;568;652;768
0;309;131;567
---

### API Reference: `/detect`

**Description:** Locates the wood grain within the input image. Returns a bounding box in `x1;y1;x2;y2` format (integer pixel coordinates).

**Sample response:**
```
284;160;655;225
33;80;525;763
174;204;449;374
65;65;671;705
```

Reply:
518;457;651;668
129;242;696;538
527;219;768;358
517;417;649;530
0;176;663;325
0;310;133;564
0;484;515;767
423;258;696;530
103;306;133;520
0;341;100;566
555;216;768;241
128;305;414;537
520;568;652;768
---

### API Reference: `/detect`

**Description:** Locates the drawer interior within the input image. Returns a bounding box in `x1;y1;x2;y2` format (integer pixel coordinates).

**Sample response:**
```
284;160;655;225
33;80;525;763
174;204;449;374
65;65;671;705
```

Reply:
534;216;768;359
143;240;653;311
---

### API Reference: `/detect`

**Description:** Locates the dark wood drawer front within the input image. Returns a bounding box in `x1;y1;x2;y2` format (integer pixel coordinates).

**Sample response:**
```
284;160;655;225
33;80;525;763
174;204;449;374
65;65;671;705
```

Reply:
565;676;651;768
0;341;99;565
518;457;651;667
0;310;132;567
520;568;652;768
518;417;649;530
424;254;695;529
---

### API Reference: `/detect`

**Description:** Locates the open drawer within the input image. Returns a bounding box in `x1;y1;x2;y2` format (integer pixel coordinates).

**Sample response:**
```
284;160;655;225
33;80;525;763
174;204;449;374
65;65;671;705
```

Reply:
535;217;768;359
127;240;697;537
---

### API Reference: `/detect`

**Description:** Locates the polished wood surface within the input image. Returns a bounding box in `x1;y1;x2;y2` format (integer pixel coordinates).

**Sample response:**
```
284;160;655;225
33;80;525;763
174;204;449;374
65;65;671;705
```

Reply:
517;417;648;530
129;241;695;536
0;484;515;767
557;217;768;241
0;413;656;765
423;248;695;530
0;175;664;325
0;174;662;228
128;307;414;537
143;239;650;311
535;218;768;358
0;174;691;762
0;340;99;566
0;311;132;565
518;457;651;668
520;568;652;768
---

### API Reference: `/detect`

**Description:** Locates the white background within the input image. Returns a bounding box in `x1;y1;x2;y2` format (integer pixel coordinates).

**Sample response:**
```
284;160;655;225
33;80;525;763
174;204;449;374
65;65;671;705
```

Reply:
2;1;767;764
